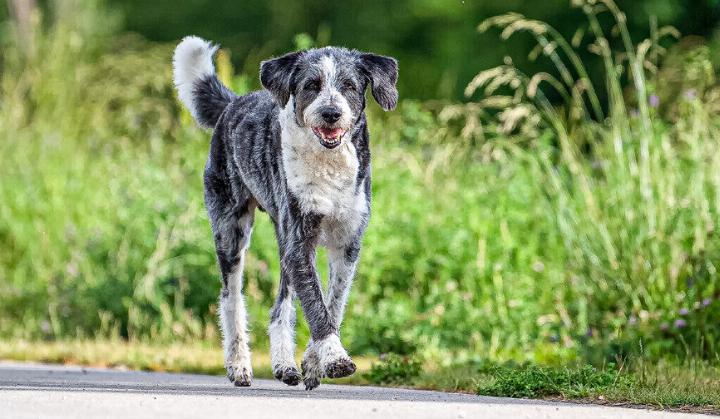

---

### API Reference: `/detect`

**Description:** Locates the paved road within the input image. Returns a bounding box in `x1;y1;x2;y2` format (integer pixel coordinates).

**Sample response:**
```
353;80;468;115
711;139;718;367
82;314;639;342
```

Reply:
0;361;708;418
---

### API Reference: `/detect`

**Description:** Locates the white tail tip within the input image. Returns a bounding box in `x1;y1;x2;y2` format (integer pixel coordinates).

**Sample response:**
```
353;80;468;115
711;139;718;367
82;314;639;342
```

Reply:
172;36;218;121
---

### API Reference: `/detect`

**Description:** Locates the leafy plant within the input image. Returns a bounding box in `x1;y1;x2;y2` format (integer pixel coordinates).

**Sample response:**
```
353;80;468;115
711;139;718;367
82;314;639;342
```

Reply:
365;353;423;385
477;364;626;398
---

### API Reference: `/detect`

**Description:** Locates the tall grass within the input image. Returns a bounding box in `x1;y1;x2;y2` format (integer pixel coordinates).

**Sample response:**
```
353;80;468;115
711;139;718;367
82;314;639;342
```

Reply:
0;0;718;366
460;0;720;360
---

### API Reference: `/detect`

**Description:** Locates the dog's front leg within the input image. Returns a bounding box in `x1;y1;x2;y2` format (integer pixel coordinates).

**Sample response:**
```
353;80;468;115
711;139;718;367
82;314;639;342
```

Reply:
282;241;354;390
300;241;361;388
325;240;361;328
268;272;301;386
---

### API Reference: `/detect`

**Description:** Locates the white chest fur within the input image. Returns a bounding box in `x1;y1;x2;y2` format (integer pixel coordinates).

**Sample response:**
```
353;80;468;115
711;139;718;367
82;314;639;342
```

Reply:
279;104;368;246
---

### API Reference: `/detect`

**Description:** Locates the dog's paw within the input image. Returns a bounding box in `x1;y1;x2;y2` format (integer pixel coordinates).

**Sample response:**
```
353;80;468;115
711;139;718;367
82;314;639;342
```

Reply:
308;334;354;380
301;352;323;391
227;365;253;387
325;357;356;379
303;376;321;390
274;366;301;386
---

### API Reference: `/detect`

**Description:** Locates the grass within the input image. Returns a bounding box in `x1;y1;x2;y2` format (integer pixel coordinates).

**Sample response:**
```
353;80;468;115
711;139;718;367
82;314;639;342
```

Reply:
367;355;720;412
476;364;623;399
0;339;231;376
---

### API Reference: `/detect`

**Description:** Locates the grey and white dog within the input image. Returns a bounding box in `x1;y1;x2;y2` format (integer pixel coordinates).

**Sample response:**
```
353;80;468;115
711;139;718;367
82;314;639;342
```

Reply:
172;37;398;390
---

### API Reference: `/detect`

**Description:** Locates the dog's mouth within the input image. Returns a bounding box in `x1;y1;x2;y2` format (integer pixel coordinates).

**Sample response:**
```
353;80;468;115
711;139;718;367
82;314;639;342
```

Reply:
312;126;346;149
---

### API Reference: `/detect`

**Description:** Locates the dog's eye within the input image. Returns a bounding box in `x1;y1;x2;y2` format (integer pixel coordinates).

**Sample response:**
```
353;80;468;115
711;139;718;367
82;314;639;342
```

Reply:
304;80;320;91
342;81;356;91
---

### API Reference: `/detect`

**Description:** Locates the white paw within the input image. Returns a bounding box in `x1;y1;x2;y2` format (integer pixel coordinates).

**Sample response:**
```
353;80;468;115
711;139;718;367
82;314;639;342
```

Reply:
226;363;253;386
313;334;349;365
301;335;356;390
225;340;253;386
301;341;323;390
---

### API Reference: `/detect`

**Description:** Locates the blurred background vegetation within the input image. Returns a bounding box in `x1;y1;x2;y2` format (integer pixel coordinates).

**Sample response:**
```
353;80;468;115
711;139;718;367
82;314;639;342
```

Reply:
2;0;720;373
111;0;720;101
4;0;719;101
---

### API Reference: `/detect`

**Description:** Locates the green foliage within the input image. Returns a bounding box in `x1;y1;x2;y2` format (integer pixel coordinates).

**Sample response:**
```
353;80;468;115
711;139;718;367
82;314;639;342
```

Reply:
452;0;720;362
365;353;423;385
104;0;719;101
477;364;625;398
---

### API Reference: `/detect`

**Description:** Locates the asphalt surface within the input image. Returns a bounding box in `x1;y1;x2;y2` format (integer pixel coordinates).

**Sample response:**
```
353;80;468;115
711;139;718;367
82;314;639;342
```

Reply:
0;361;709;418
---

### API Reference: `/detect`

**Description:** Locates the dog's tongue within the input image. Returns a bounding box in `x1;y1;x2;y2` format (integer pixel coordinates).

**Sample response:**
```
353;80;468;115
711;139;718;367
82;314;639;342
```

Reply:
318;127;343;139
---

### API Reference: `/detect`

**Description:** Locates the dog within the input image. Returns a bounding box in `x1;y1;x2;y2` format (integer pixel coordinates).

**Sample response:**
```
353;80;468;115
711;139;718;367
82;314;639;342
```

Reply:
172;36;398;390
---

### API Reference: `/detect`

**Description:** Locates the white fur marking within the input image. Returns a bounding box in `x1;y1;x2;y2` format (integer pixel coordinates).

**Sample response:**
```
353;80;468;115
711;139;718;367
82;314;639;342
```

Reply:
279;100;368;246
320;55;337;81
220;265;252;378
309;334;349;368
172;36;218;122
326;247;357;326
269;291;297;373
219;215;254;383
302;334;351;386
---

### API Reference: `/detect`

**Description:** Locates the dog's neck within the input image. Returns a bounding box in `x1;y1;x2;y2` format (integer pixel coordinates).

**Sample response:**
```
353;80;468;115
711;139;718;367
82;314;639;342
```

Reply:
278;98;360;217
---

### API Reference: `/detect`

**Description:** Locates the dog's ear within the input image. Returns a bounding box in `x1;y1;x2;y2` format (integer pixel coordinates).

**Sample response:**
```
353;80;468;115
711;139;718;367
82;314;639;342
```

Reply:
260;51;304;107
358;53;398;111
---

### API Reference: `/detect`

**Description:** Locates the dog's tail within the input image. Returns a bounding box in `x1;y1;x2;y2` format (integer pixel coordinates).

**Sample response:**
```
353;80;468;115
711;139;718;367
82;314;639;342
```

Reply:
173;36;237;128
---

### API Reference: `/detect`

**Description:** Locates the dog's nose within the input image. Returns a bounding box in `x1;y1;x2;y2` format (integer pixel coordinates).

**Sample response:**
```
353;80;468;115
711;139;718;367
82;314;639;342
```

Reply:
320;107;342;124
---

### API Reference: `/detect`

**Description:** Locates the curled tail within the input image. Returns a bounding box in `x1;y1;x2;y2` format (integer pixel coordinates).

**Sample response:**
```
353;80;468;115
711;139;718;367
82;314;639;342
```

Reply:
173;36;237;128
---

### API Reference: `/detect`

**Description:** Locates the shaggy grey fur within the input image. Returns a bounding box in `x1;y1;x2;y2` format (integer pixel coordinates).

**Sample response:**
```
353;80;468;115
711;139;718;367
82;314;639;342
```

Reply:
173;37;398;390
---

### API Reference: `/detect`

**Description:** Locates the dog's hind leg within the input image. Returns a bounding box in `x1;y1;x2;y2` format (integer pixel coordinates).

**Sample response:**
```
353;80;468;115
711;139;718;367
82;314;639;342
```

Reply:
218;205;255;386
206;171;256;387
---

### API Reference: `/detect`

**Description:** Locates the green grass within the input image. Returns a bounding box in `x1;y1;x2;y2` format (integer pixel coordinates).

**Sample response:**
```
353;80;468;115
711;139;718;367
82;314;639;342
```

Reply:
476;364;623;399
365;355;720;412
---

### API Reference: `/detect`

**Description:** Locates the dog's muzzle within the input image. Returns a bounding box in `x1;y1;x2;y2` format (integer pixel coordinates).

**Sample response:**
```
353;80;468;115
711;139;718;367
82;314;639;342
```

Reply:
312;126;347;149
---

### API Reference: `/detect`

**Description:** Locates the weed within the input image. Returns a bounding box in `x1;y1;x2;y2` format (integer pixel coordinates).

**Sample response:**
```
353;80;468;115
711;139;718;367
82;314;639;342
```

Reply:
365;353;423;385
477;364;625;398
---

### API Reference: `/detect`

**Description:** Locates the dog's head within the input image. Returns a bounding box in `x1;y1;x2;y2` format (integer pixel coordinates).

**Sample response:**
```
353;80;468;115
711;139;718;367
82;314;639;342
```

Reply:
260;47;398;149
